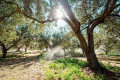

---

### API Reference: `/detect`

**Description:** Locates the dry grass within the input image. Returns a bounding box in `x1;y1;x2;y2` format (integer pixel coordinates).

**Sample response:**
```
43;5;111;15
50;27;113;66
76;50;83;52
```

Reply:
0;52;46;80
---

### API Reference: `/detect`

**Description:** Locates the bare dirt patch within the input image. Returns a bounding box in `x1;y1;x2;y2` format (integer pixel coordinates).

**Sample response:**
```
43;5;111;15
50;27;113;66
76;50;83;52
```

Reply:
0;52;46;80
73;55;120;68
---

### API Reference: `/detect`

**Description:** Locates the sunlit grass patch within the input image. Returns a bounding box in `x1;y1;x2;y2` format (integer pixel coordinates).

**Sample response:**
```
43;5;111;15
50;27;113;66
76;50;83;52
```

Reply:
40;59;46;64
45;69;57;80
37;52;47;59
53;58;88;68
37;53;44;58
45;58;94;80
45;58;120;80
49;63;65;69
99;51;106;55
108;52;120;56
8;77;15;80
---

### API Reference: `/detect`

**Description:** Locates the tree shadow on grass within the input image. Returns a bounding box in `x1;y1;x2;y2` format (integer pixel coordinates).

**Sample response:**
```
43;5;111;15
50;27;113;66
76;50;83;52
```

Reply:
0;52;45;69
98;57;120;61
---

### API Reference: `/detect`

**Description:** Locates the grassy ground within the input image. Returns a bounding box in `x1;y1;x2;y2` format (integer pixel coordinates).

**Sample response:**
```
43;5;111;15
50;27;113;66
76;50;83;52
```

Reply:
0;52;45;80
0;51;120;80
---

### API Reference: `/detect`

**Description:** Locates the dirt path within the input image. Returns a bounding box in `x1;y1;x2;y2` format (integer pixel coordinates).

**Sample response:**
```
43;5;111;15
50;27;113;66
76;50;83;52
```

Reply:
0;52;46;80
74;54;120;68
97;55;120;68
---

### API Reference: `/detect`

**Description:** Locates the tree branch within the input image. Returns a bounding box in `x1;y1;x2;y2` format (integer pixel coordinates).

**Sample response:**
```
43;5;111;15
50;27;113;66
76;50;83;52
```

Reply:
104;0;111;14
7;35;22;50
58;0;80;27
1;0;59;24
63;17;75;31
89;17;104;31
52;33;76;48
0;11;16;22
82;0;91;22
108;0;117;13
39;34;51;48
108;14;120;17
111;3;120;12
89;0;119;32
18;10;58;23
49;0;54;19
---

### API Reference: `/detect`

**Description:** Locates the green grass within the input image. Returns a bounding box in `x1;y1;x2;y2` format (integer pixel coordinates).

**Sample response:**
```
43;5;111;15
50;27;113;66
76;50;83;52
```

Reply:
45;58;94;80
45;58;120;80
40;59;46;64
53;58;88;68
108;52;120;56
54;53;64;57
19;51;31;55
99;51;106;55
0;54;21;62
37;53;44;58
37;53;46;59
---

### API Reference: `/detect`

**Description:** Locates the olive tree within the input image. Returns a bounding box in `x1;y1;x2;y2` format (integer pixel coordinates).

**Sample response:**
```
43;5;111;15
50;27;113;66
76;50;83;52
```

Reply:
0;0;120;74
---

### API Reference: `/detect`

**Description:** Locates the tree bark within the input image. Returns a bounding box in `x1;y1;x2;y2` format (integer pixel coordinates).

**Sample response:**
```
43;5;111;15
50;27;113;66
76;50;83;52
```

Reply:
105;50;108;55
85;30;115;76
2;48;7;58
0;41;7;58
58;0;106;73
103;48;109;55
25;47;27;52
75;30;101;72
86;31;101;72
16;47;21;52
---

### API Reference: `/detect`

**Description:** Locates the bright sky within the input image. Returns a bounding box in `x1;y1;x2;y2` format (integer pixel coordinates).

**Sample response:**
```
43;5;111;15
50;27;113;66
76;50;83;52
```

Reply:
51;5;68;33
50;20;67;33
42;0;70;35
57;20;67;27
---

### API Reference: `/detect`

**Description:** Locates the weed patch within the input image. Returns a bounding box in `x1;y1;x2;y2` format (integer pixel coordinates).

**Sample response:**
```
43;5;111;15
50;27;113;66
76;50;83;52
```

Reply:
45;58;120;80
45;58;94;80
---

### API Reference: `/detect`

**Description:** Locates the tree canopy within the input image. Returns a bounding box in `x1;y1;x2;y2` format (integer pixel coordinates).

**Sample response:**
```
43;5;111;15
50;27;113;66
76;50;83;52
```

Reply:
0;0;120;74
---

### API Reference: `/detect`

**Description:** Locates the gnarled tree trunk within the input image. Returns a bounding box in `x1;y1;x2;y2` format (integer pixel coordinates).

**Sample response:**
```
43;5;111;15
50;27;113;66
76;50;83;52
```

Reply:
75;30;101;72
0;41;7;58
25;47;27;52
16;47;21;52
75;29;115;76
58;0;118;75
86;30;101;72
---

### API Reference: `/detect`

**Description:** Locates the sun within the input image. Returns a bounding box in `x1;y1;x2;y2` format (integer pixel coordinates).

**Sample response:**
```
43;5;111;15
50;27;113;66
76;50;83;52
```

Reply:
55;9;63;19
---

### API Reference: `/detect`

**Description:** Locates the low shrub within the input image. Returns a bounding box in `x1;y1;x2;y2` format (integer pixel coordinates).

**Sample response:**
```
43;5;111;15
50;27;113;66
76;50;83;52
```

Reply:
65;51;85;57
49;63;65;69
37;53;45;59
54;53;64;57
99;51;106;55
53;58;88;68
45;58;119;80
45;58;91;80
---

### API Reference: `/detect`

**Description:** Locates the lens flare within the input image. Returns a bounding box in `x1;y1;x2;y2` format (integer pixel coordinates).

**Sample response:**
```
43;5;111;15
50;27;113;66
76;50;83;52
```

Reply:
56;10;63;19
